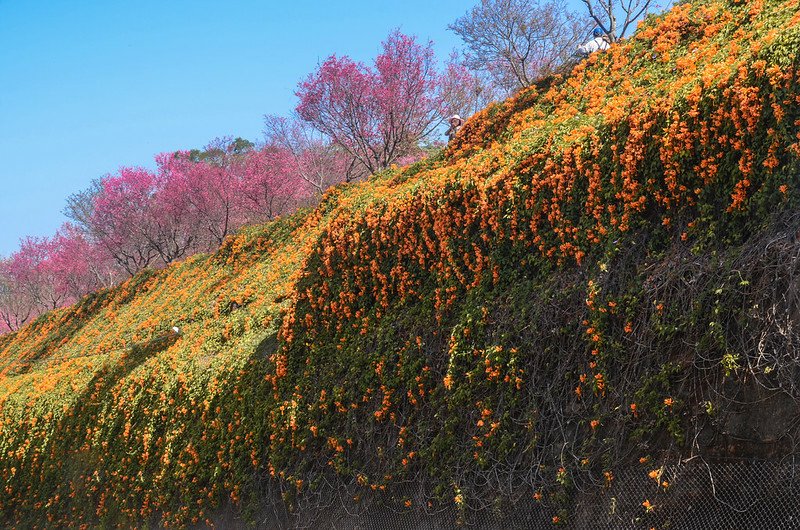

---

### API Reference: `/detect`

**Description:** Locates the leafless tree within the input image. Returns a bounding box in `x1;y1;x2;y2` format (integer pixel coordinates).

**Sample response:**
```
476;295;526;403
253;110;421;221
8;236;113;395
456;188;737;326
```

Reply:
440;52;505;118
450;0;591;93
264;114;361;195
581;0;654;41
64;179;102;231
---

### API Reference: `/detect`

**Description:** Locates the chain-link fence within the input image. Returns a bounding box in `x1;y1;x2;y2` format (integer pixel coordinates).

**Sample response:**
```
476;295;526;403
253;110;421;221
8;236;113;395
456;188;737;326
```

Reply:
574;457;800;529
206;457;800;529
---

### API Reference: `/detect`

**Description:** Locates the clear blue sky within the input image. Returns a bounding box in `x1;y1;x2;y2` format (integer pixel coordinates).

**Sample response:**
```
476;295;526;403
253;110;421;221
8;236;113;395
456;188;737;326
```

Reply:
0;0;475;257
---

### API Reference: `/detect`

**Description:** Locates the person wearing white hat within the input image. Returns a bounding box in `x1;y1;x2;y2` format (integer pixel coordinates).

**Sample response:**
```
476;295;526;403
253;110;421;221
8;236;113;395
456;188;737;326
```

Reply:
446;115;464;142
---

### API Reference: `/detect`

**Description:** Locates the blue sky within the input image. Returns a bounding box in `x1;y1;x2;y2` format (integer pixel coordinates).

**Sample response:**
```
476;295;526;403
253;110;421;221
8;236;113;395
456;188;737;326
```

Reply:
0;0;477;256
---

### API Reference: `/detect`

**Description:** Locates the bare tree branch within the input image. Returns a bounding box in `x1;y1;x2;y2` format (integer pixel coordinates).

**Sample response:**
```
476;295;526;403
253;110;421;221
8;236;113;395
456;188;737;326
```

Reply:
450;0;591;93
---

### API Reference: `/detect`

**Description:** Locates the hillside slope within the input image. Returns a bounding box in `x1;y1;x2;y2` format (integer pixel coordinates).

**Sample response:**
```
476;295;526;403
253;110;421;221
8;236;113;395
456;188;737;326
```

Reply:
3;0;800;526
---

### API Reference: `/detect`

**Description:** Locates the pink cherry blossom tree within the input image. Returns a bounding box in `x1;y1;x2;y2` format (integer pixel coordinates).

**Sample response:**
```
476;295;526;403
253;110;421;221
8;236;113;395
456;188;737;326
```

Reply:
0;259;34;333
0;225;119;334
11;237;66;312
87;167;162;276
49;223;119;296
0;245;43;332
153;151;213;258
66;168;187;275
237;144;312;220
166;138;251;248
296;30;446;175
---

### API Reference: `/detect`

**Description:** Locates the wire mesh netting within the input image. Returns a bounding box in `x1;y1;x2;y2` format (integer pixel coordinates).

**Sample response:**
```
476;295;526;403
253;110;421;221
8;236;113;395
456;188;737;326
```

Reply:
574;458;800;529
214;457;800;529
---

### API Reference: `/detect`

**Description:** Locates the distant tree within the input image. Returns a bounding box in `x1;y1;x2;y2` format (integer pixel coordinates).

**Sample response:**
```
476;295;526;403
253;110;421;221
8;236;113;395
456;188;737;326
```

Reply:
296;30;446;175
187;137;255;163
264;114;359;194
440;53;504;118
450;0;590;93
61;135;310;281
580;0;653;41
0;225;118;334
87;167;162;276
165;136;312;245
10;237;66;311
154;152;219;257
66;167;196;274
49;223;118;295
238;145;311;220
0;261;33;333
165;138;251;248
64;179;102;231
